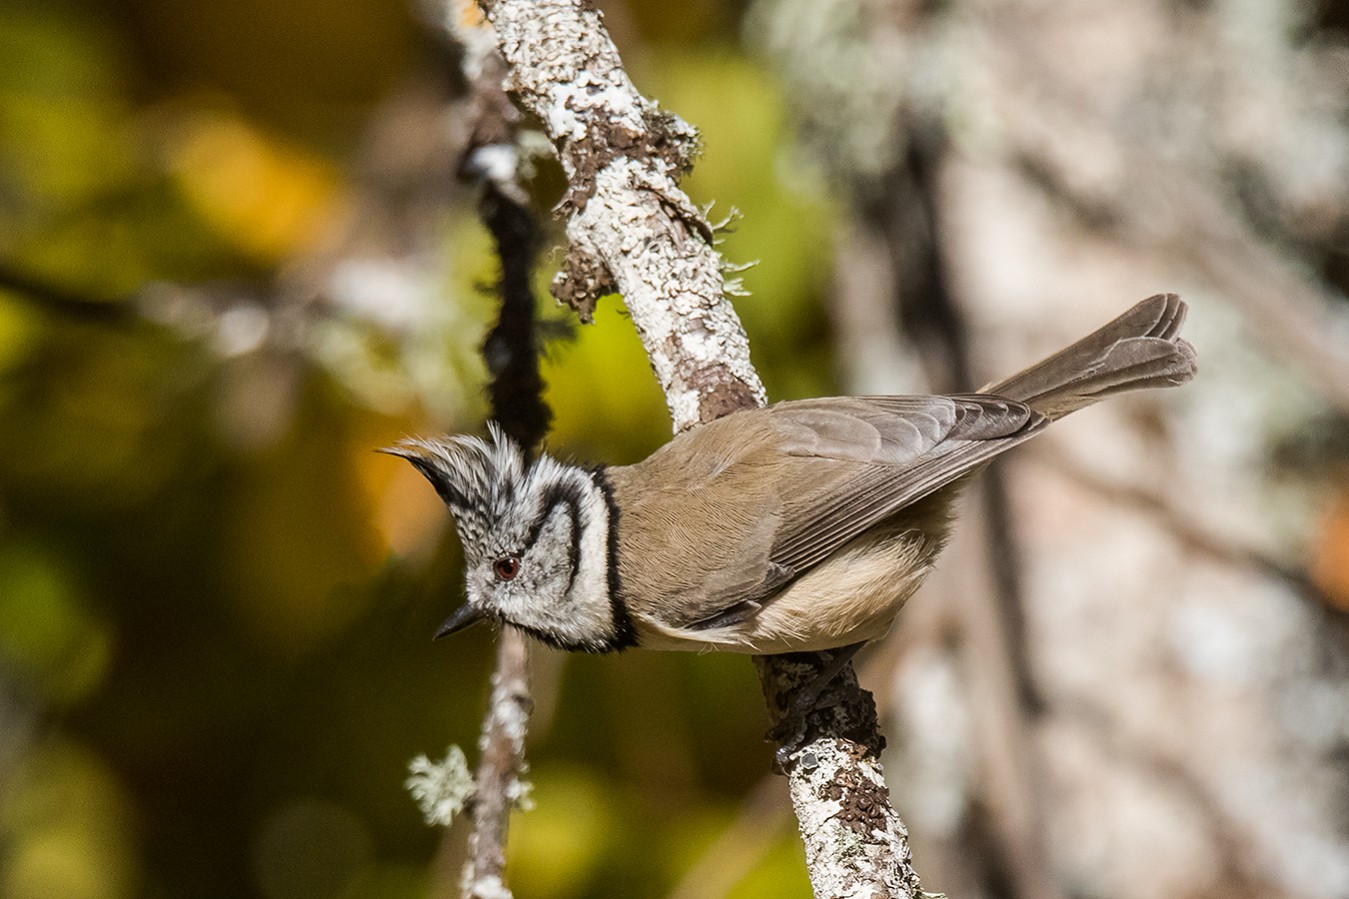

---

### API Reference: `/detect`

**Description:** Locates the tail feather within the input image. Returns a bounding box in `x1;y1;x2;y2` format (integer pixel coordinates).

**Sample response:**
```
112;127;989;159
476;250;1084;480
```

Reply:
981;293;1198;420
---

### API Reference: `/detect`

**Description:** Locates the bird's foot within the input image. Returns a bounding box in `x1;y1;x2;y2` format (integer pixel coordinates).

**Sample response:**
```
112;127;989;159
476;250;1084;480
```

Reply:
766;643;864;774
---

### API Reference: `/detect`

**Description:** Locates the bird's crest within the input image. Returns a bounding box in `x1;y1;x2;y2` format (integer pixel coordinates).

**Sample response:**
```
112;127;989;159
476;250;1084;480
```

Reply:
382;424;531;557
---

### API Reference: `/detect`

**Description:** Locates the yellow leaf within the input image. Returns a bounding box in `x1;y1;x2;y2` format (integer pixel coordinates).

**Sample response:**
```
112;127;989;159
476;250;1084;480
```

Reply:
169;110;344;262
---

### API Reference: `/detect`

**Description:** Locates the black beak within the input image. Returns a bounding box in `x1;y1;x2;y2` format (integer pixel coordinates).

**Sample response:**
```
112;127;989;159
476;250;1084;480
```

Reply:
434;604;487;640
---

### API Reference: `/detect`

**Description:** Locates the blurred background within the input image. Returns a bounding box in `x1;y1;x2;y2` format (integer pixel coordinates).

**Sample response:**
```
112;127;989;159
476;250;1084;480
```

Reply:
2;0;1349;897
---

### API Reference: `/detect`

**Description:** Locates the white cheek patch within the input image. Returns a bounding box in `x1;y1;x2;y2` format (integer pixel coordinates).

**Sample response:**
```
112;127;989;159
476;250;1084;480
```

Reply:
527;491;609;645
570;484;611;613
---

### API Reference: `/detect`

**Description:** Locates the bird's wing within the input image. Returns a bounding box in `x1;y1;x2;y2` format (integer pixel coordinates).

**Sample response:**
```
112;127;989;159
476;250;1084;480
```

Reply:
614;395;1044;634
761;395;1045;574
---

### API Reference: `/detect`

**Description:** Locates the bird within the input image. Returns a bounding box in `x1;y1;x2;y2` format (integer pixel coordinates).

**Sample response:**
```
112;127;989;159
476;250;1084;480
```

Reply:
386;294;1197;657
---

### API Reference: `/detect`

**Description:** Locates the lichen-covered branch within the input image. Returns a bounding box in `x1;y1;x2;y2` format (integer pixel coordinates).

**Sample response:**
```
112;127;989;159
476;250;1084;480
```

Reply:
757;651;925;898
476;1;925;895
478;0;764;429
461;630;532;899
441;5;551;897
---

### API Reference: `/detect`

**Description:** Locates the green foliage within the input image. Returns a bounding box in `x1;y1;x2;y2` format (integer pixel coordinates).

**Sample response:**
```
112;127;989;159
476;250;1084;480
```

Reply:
0;741;139;899
507;764;619;897
0;540;110;705
0;3;844;898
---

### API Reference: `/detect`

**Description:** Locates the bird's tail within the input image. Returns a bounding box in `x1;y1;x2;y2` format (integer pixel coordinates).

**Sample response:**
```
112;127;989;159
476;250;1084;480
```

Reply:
981;293;1198;421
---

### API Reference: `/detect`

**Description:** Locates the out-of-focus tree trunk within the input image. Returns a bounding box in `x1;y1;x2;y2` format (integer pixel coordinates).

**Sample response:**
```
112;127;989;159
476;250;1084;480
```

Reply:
749;1;1349;897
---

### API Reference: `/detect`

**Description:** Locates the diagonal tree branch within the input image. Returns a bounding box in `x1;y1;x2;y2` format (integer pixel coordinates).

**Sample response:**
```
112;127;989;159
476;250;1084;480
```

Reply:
474;1;926;895
478;0;764;429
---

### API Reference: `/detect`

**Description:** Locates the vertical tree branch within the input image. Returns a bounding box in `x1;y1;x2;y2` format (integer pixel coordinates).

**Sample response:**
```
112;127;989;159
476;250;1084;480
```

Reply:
445;5;550;897
460;631;531;899
475;1;926;895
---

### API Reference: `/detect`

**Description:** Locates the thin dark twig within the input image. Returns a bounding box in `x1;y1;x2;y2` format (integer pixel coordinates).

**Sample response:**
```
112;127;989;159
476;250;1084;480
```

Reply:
479;181;551;452
882;115;1059;899
895;123;1043;715
0;265;136;324
454;10;549;898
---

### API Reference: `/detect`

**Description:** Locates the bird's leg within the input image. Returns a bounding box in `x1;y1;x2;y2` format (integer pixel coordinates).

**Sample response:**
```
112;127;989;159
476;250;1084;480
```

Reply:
768;642;865;773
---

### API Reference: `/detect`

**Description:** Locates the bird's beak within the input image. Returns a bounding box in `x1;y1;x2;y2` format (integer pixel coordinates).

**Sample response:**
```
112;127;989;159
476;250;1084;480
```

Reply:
434;604;487;640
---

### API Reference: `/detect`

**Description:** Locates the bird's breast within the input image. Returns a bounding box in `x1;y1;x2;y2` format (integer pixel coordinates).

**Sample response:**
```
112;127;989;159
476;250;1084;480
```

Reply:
632;524;943;654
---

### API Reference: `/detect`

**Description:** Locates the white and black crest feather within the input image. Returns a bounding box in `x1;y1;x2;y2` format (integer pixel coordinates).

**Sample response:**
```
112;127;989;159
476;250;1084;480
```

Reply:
384;424;537;560
384;425;629;652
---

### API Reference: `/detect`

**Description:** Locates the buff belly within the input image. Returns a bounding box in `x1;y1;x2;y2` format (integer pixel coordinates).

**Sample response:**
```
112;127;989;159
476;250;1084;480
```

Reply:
634;526;941;654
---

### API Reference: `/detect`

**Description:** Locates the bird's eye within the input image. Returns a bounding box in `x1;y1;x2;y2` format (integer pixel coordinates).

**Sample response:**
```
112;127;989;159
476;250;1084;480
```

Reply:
493;556;521;581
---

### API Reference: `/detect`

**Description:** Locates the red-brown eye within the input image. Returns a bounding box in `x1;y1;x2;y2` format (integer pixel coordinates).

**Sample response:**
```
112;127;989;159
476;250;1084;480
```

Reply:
493;556;521;581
